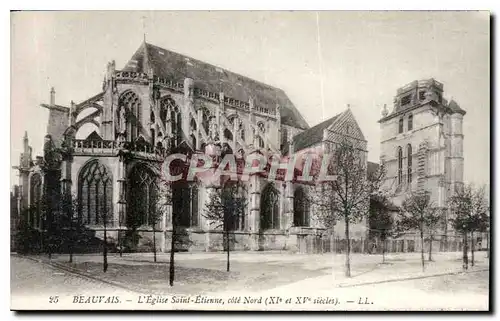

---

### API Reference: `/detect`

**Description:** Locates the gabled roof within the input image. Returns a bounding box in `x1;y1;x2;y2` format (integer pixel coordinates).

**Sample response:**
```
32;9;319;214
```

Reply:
291;108;366;152
292;114;341;152
123;42;309;130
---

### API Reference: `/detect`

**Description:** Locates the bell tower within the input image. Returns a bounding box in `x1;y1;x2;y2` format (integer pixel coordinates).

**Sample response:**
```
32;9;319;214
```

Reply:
378;79;465;213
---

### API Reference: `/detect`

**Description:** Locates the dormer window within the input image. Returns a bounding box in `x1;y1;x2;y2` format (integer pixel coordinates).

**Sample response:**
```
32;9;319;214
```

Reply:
419;91;426;101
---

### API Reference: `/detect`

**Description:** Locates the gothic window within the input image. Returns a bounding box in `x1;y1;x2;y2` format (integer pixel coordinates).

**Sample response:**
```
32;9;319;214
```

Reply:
78;160;113;225
159;96;181;146
150;110;155;124
407;144;412;184
397;147;403;185
173;182;199;228
128;164;158;227
223;181;246;231
260;183;280;230
29;173;42;229
398;117;404;134
119;91;141;141
293;186;310;227
408;114;413;131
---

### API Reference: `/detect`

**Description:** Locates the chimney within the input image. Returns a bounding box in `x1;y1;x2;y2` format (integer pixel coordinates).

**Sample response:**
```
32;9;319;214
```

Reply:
50;87;55;106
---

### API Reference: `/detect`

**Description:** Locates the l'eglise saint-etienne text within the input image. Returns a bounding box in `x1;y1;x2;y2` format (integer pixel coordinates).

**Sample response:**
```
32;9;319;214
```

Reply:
137;295;224;305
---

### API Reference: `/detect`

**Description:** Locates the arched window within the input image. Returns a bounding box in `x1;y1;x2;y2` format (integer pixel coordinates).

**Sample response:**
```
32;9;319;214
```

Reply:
223;181;246;231
119;91;141;141
260;183;280;230
398;117;404;134
29;173;42;228
160;97;181;146
173;182;199;228
397;147;403;185
293;186;310;227
78;160;113;225
408;114;413;131
128;164;158;227
407;144;412;184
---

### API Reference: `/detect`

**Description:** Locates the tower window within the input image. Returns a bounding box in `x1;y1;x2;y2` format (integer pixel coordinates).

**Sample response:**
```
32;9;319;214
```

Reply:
407;144;412;184
408;114;413;131
401;94;412;106
397;146;403;185
398;117;404;134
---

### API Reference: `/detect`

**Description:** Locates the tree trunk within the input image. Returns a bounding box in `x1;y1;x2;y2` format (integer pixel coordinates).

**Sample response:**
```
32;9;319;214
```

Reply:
119;230;123;257
103;216;108;273
470;231;475;267
428;234;433;262
486;230;490;258
153;226;157;263
344;213;351;277
382;238;386;263
420;231;425;272
226;229;230;272
169;227;175;286
463;231;468;270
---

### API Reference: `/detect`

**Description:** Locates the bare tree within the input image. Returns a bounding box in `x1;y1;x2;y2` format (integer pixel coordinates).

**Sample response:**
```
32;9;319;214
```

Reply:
398;191;440;272
449;184;489;268
203;178;247;272
310;138;372;277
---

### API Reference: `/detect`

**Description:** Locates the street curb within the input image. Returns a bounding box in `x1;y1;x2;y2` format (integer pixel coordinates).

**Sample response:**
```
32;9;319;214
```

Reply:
336;268;489;288
15;254;146;295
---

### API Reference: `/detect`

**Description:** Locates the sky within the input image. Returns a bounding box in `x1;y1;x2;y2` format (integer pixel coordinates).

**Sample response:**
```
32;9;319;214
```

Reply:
10;11;490;186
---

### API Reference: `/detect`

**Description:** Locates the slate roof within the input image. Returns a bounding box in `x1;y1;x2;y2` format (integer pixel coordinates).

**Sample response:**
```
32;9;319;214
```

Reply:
291;114;341;152
123;42;310;130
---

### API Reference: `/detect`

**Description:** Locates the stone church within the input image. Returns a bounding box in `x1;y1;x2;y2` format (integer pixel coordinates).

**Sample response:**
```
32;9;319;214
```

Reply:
14;41;371;253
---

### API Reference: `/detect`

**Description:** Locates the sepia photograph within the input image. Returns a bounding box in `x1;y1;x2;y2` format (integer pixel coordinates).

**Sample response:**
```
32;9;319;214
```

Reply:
9;10;490;311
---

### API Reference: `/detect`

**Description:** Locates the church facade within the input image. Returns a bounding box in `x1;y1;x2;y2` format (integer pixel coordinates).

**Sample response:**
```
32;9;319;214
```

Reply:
14;41;370;253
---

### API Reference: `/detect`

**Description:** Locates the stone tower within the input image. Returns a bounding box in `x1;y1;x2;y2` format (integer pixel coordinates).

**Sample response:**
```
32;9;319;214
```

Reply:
378;79;466;232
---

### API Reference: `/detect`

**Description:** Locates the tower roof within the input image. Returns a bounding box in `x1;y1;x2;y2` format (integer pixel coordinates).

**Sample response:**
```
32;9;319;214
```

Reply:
123;42;310;130
448;99;466;115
